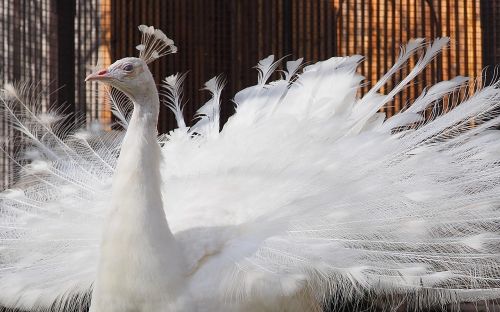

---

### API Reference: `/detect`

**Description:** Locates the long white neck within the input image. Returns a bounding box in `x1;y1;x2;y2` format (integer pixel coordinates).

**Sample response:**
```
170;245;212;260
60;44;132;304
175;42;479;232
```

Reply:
91;77;186;311
113;83;164;221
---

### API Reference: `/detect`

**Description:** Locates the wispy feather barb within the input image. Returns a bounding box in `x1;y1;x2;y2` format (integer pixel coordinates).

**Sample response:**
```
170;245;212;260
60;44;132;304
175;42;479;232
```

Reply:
107;87;133;129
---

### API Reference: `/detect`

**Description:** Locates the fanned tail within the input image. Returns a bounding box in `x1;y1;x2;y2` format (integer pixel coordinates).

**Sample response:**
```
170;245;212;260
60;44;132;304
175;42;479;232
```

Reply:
0;82;115;310
168;39;500;309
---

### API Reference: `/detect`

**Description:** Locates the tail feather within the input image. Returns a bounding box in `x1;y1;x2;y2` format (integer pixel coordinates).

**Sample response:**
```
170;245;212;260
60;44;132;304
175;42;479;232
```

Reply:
190;75;225;137
401;83;500;149
351;38;450;134
161;72;188;129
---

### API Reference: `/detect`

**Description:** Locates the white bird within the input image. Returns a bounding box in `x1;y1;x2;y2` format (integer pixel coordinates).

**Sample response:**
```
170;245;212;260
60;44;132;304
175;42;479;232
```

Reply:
0;25;500;312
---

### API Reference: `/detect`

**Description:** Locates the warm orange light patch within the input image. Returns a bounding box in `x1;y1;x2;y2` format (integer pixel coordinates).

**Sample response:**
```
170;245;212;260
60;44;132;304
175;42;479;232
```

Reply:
332;0;483;117
99;0;112;125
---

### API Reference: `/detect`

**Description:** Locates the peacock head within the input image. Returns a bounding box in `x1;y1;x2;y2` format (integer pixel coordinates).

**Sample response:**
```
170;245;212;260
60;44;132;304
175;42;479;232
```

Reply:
85;57;153;98
85;25;176;101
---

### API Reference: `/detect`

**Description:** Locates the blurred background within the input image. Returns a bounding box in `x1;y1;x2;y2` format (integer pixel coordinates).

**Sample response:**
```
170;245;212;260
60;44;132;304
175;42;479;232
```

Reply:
0;0;499;189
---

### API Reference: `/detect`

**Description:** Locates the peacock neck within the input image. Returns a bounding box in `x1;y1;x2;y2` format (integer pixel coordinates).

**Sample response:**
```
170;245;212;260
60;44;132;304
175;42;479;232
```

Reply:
93;81;187;307
113;85;163;219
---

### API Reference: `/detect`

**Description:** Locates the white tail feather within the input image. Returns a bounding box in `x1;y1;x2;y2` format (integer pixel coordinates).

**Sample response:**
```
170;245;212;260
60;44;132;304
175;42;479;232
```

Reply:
161;72;188;129
190;75;225;137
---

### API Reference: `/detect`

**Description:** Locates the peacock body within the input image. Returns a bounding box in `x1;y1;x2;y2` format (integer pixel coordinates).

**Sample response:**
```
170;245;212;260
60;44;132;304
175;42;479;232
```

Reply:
0;25;499;311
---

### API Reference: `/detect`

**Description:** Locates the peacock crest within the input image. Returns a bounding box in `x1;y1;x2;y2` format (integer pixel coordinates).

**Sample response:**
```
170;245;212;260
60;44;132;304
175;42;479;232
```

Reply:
136;25;177;64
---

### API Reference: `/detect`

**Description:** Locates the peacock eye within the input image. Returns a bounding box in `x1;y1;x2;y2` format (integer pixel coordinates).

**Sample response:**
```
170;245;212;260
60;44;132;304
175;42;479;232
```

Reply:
123;64;134;72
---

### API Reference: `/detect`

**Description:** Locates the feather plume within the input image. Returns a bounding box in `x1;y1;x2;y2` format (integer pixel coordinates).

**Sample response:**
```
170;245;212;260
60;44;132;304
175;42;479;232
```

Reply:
190;75;225;137
351;38;449;133
283;58;304;82
255;55;286;86
160;72;188;129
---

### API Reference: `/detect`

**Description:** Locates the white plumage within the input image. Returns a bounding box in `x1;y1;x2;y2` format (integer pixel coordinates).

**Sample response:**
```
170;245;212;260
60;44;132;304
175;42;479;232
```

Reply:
1;25;500;311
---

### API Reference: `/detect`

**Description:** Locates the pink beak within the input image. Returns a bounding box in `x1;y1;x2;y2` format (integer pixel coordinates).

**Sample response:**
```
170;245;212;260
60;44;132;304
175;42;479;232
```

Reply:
85;69;111;82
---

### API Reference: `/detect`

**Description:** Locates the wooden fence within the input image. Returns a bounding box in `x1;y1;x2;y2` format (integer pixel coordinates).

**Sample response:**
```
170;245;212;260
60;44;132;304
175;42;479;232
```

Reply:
0;0;111;189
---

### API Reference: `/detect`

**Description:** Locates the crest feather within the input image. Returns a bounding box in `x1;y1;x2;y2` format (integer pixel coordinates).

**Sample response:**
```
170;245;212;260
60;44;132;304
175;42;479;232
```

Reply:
136;25;177;64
